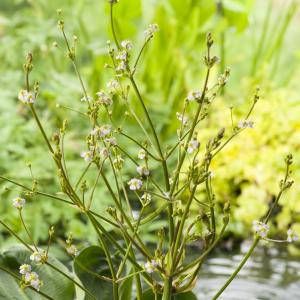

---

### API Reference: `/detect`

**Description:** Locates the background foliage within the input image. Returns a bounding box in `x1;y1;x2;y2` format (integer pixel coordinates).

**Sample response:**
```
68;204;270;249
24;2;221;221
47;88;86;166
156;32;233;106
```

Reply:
0;0;299;251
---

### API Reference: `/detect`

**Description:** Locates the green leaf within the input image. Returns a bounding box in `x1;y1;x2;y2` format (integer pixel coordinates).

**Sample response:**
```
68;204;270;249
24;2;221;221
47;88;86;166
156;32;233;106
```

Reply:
119;271;133;300
74;246;115;300
0;245;75;300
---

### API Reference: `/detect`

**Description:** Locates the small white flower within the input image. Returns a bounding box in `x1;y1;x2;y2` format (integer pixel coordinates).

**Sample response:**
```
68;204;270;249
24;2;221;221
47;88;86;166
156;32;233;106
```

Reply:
144;259;159;273
116;61;127;72
81;151;93;162
144;24;159;39
96;90;113;106
12;197;26;209
19;264;32;275
80;95;93;102
252;220;269;238
136;165;150;177
66;244;78;256
187;90;201;102
287;229;298;243
18;90;35;104
176;112;188;126
99;125;112;137
106;79;120;94
141;193;152;203
238;120;254;129
116;50;128;61
105;137;117;146
187;138;200;154
128;178;143;191
30;250;46;264
138;149;146;160
121;40;133;51
99;147;110;159
24;272;43;291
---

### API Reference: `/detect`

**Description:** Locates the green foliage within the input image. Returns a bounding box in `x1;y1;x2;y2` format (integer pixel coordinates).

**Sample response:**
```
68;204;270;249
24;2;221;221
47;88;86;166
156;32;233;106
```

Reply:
0;0;299;244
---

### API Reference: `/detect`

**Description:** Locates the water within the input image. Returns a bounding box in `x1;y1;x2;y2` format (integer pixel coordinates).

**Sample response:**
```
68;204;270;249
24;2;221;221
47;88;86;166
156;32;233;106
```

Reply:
194;242;300;299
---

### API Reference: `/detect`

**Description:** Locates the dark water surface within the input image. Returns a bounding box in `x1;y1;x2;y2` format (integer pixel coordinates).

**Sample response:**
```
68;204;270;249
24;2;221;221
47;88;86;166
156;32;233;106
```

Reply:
194;242;300;299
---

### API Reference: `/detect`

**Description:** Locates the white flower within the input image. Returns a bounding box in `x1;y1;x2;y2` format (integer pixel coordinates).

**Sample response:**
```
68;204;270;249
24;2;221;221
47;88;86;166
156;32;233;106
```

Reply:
238;120;254;129
252;220;269;238
80;95;93;102
187;90;201;102
18;90;35;104
12;197;26;209
30;250;46;263
96;90;113;106
106;79;120;94
66;244;78;256
24;272;43;291
19;264;32;275
128;178;143;191
176;112;188;126
81;151;93;162
116;50;128;61
99;125;112;137
138;149;146;160
141;193;152;203
121;40;133;51
105;137;117;146
187;138;200;154
144;259;159;273
144;24;159;39
137;165;150;177
116;61;127;72
287;229;299;243
99;147;110;159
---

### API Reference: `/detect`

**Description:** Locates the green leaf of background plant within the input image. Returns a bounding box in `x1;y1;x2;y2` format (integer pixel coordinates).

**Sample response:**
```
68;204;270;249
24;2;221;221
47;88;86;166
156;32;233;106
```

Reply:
74;246;115;300
0;245;75;299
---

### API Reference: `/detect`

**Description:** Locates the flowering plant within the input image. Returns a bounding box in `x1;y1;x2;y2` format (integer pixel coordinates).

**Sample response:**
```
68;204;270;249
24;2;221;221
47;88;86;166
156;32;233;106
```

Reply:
0;1;297;300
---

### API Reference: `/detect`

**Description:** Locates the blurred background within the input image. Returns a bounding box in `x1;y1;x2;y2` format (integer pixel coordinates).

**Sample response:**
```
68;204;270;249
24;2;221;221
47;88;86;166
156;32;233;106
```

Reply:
0;0;299;298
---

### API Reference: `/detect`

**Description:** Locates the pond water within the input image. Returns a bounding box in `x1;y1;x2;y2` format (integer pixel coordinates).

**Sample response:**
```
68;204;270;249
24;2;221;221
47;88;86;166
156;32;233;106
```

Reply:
194;242;300;299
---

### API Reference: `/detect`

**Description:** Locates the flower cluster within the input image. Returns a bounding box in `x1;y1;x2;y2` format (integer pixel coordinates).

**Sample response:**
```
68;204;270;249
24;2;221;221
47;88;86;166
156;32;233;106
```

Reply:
252;220;269;238
30;249;47;264
115;39;133;73
18;90;35;104
19;264;43;291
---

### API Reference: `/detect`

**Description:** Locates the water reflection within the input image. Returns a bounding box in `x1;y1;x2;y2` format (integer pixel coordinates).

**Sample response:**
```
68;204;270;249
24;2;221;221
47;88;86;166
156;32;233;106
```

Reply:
195;242;300;299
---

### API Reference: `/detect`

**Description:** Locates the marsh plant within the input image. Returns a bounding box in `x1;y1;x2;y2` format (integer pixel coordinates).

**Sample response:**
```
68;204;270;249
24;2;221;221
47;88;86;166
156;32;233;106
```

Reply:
0;1;298;300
